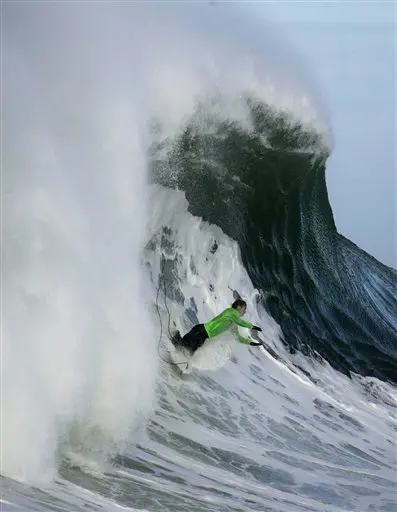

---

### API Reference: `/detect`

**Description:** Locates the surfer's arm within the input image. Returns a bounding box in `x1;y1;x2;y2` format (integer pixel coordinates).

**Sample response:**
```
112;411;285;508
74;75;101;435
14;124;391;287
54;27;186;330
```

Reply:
228;308;262;332
230;324;251;344
227;308;254;329
229;325;261;346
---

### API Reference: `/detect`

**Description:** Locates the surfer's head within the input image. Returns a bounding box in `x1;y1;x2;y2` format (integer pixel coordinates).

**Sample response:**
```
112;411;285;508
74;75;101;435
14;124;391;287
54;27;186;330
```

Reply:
232;299;247;316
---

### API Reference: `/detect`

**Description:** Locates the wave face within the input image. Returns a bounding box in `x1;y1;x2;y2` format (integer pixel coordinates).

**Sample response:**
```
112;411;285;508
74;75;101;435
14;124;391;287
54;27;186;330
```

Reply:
150;98;397;383
2;3;396;512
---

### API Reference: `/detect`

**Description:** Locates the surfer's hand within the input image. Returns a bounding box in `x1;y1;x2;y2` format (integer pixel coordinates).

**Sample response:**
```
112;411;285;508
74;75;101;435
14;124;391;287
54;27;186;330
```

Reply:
252;326;262;332
250;341;262;346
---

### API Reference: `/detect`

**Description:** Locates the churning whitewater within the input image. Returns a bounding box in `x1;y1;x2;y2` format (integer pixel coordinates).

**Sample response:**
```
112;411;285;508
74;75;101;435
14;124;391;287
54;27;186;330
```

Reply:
2;3;396;512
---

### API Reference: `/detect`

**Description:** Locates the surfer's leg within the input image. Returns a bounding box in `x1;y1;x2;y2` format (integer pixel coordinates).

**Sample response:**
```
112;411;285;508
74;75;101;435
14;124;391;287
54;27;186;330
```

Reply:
180;324;208;354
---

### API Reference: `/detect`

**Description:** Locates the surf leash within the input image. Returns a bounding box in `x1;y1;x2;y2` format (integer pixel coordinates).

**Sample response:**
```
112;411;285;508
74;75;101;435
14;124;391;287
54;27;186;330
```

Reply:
155;254;189;369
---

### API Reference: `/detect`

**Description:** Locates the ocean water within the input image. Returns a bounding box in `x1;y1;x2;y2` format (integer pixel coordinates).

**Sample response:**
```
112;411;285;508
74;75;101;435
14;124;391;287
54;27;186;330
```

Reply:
2;3;396;512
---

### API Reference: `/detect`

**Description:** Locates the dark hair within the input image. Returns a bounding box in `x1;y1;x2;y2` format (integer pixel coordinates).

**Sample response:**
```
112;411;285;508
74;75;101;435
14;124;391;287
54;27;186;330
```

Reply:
232;299;247;309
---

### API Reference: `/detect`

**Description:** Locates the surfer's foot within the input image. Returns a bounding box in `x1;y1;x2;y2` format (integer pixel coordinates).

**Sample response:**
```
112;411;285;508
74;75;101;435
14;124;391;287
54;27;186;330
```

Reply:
171;330;182;347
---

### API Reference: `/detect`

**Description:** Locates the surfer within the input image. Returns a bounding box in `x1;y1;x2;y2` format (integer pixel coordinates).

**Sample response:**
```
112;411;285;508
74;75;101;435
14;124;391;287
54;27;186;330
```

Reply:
172;299;263;355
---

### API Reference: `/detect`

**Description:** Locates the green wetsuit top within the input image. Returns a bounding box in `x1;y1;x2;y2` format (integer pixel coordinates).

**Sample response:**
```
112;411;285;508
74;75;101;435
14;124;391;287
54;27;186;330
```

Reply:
204;308;254;345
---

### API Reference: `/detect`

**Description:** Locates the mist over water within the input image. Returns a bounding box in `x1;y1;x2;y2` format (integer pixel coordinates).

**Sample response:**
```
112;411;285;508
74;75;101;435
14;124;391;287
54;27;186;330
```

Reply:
2;2;160;481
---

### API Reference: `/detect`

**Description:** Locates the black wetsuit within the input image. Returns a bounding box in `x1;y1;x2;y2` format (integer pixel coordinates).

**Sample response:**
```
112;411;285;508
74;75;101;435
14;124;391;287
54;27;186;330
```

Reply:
173;324;208;354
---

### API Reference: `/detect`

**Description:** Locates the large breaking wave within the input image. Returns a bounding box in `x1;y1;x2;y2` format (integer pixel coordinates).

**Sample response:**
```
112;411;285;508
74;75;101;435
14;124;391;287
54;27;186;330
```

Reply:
149;96;397;383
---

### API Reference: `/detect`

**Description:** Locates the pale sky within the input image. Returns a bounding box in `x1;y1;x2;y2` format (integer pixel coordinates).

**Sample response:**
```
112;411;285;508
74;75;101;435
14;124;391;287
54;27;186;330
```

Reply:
247;1;396;268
